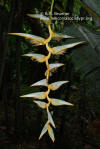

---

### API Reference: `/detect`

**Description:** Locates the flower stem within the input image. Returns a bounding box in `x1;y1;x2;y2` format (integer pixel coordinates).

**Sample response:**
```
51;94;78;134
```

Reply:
50;0;54;20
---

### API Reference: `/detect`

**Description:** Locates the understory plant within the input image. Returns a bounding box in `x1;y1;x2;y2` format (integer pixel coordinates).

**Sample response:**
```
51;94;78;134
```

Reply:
9;0;84;142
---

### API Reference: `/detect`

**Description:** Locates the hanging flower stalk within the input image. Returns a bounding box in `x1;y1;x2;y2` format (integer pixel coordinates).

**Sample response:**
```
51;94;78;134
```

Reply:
8;0;85;142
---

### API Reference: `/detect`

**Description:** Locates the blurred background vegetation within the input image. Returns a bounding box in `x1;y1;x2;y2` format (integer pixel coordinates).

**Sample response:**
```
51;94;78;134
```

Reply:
0;0;100;149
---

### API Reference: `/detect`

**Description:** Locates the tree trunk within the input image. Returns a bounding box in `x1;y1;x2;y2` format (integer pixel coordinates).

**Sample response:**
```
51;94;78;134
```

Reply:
2;70;9;134
0;0;15;89
14;0;24;138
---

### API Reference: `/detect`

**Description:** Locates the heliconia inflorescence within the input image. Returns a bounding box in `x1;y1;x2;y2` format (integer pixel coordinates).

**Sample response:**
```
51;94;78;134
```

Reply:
8;1;85;142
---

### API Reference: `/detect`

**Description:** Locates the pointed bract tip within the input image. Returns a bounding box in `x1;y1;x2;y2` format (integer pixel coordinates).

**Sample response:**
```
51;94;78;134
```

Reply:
27;14;32;17
20;95;24;98
8;33;14;35
30;84;36;87
60;63;64;67
66;35;75;38
71;36;75;38
80;41;86;44
8;33;20;36
67;103;74;106
71;104;74;106
22;54;26;56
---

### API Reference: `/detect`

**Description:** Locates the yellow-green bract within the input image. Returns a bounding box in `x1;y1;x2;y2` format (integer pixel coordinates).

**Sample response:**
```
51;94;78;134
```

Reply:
8;0;85;141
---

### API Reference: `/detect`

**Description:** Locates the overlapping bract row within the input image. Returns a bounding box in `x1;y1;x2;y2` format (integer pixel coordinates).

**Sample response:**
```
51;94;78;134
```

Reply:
9;14;84;142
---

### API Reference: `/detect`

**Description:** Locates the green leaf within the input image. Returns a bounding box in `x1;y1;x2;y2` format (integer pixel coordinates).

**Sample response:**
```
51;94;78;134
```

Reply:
50;98;74;106
31;79;47;87
27;14;51;24
20;91;48;99
64;24;100;98
23;53;46;63
81;0;100;20
48;124;55;142
39;122;48;140
49;80;69;90
34;100;47;108
8;33;45;45
48;111;55;128
96;28;100;31
52;41;85;54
